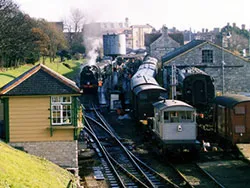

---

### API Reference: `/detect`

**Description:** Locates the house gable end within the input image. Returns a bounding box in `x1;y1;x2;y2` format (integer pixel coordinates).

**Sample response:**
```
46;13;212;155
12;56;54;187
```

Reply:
151;34;180;49
162;40;206;64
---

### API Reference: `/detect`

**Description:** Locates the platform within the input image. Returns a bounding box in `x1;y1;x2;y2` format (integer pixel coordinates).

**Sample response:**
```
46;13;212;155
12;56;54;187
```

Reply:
236;144;250;161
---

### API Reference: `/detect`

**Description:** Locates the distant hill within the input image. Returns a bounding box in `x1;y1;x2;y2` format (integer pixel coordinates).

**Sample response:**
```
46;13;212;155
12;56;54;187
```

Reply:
0;141;77;188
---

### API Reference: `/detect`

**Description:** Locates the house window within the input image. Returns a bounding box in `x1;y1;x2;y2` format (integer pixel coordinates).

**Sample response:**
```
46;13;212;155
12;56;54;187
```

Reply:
202;50;213;63
51;96;72;125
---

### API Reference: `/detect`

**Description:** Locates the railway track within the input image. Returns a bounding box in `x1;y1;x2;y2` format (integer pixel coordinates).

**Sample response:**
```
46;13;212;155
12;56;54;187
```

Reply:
83;106;184;187
81;105;231;188
171;162;224;188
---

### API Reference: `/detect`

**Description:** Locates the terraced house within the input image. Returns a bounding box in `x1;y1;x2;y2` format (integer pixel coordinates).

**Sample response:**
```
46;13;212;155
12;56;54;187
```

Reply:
0;64;83;171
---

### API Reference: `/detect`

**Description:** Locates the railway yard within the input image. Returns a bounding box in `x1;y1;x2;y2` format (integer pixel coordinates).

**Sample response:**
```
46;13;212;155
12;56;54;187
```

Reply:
78;94;250;188
75;53;250;188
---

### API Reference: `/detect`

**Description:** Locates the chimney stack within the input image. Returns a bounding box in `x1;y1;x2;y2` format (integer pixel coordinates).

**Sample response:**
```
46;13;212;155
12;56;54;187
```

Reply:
162;26;168;37
242;24;246;30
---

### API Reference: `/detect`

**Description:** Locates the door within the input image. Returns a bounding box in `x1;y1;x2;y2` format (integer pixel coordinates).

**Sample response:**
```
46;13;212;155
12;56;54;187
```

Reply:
193;79;206;105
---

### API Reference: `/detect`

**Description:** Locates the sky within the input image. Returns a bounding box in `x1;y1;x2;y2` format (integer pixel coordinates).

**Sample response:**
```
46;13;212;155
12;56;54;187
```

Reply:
14;0;250;32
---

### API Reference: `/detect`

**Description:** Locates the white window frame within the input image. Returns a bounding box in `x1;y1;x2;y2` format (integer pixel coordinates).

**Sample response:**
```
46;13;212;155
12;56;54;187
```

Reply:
51;96;72;125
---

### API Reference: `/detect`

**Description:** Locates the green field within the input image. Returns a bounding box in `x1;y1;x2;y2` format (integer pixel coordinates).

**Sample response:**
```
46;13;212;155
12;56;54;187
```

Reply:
0;141;77;188
0;59;83;88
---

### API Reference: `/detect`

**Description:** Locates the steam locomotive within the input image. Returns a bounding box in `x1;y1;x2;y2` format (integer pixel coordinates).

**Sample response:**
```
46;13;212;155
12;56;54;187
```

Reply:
176;67;215;124
80;60;112;93
80;64;99;93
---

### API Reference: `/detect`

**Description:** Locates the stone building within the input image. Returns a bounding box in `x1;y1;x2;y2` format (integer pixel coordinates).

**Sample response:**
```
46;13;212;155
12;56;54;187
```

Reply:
161;40;250;95
50;22;64;32
84;19;130;37
145;27;183;60
130;24;154;49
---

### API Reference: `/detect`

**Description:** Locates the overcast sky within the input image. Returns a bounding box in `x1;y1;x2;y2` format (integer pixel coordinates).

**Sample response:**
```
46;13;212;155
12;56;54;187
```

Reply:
14;0;249;32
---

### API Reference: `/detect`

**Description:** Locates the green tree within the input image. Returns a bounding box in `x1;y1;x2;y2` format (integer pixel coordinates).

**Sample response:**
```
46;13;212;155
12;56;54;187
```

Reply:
0;0;37;68
36;19;68;63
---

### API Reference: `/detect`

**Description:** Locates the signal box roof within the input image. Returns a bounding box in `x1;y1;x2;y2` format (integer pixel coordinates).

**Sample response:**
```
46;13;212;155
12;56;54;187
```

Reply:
0;64;81;96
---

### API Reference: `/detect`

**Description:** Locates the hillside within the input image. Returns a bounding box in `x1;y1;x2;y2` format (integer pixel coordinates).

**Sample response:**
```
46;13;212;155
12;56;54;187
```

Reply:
0;141;77;187
0;59;83;88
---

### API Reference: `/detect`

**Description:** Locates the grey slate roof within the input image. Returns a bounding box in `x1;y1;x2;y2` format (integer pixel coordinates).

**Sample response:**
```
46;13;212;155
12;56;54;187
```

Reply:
144;33;184;47
161;40;206;63
144;33;162;46
0;64;80;96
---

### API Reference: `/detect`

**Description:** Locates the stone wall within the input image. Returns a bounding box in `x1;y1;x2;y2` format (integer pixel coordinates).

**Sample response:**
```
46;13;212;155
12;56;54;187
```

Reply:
10;141;78;169
163;43;250;94
150;34;180;60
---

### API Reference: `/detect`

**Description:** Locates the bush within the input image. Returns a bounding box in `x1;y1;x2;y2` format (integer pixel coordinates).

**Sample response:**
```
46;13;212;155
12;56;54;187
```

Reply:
25;52;40;65
63;63;71;69
73;53;82;60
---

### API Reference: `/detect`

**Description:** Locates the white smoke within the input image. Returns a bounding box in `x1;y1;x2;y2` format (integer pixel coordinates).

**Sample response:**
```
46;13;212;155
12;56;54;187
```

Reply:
86;37;101;65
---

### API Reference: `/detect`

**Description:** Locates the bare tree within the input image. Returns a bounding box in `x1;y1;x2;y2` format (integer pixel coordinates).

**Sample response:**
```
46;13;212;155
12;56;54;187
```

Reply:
63;8;87;55
71;8;85;33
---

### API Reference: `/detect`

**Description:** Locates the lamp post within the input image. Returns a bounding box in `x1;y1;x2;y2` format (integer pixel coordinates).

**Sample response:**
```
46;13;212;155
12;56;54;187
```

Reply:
221;31;231;94
222;36;225;95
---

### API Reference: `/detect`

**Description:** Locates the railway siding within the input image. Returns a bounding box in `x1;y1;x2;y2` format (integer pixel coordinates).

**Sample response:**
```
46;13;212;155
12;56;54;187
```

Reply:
198;160;250;188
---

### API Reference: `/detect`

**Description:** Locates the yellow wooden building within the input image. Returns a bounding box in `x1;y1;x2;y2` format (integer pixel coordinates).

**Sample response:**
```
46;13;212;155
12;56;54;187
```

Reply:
0;64;83;170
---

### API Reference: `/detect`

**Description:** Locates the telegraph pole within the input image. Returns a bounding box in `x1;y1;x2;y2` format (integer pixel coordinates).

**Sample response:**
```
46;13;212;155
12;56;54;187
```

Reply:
171;64;177;100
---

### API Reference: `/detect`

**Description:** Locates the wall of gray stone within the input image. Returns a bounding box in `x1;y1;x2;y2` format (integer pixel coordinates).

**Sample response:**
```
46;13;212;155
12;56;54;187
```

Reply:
150;35;180;60
10;141;78;169
163;43;250;94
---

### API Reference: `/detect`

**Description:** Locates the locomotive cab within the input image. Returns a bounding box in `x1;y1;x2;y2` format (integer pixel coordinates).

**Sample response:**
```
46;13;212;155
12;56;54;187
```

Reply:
152;99;201;152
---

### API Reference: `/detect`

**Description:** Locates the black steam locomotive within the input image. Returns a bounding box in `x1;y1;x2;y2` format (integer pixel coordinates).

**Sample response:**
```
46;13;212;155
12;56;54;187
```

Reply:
80;60;112;93
175;67;215;124
80;65;99;93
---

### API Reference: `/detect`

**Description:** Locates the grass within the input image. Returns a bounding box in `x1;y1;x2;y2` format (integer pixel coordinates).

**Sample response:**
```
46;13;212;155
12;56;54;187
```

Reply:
0;141;77;188
0;58;84;88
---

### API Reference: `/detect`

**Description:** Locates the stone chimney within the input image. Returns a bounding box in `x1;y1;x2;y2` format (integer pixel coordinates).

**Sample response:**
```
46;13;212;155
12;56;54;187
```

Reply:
162;26;168;38
206;29;208;33
125;17;129;27
233;23;236;28
202;28;205;33
242;24;246;30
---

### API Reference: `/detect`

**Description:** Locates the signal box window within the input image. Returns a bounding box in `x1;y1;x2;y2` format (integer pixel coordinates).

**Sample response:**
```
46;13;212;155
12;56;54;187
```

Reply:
202;50;213;63
51;96;72;125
